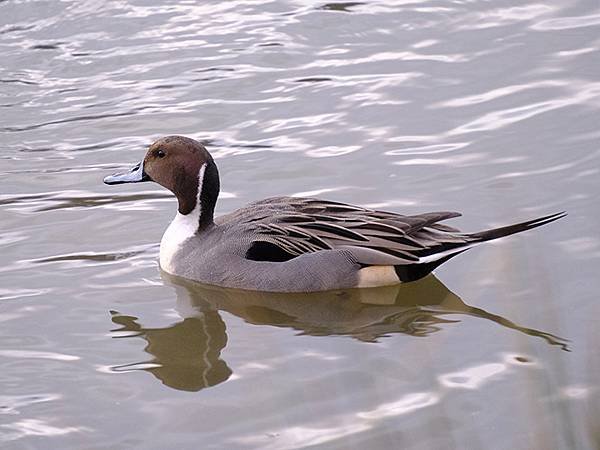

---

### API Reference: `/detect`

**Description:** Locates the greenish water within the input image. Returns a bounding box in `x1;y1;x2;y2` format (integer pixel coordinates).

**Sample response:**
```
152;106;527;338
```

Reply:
1;1;599;448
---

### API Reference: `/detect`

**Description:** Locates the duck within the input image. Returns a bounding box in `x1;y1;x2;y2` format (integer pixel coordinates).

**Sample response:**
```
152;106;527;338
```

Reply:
104;135;565;293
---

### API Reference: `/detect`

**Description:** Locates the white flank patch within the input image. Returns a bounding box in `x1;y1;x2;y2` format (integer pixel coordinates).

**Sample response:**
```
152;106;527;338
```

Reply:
417;241;481;264
356;266;400;288
159;163;207;274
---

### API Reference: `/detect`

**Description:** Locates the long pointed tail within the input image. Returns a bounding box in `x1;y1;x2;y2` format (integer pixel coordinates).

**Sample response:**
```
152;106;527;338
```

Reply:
469;211;567;243
414;211;566;266
399;211;566;282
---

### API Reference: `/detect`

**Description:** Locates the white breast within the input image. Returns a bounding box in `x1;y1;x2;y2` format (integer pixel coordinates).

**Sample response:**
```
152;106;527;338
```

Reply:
159;212;199;274
159;163;207;274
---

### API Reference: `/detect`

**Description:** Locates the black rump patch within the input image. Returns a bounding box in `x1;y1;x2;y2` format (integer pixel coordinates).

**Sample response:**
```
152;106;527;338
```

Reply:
394;250;468;282
245;241;297;262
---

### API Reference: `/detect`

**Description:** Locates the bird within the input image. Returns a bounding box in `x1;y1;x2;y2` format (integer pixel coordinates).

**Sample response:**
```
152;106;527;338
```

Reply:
104;135;565;292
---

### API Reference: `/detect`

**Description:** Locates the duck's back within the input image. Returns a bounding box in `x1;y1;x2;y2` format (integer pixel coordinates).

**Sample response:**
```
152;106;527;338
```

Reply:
165;196;458;291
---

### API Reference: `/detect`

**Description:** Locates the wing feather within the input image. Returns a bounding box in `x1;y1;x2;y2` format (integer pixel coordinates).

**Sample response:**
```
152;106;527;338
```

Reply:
236;197;464;265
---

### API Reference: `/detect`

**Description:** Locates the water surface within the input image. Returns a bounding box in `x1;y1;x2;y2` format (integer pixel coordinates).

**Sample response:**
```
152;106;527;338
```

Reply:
1;0;599;448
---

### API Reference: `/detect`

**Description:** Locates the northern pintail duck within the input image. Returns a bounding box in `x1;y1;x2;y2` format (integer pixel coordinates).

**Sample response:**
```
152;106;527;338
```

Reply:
104;136;565;292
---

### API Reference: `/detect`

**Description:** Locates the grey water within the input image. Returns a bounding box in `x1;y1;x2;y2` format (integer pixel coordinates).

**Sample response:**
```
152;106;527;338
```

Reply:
1;0;599;448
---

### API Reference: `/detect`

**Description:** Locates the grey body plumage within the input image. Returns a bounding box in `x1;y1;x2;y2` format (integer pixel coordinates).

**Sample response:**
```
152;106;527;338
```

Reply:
104;136;565;292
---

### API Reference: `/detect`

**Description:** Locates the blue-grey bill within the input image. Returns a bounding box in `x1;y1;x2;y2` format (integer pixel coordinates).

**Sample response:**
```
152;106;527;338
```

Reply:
103;161;149;185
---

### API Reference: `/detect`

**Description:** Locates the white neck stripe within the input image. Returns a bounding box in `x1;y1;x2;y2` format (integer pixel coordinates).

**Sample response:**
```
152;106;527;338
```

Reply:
159;163;207;273
193;162;207;222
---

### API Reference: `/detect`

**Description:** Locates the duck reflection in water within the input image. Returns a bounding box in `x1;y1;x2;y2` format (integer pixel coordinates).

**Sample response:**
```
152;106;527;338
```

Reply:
110;310;231;392
110;273;568;392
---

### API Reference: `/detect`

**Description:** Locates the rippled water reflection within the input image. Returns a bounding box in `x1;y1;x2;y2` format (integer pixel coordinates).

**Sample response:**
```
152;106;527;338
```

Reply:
106;274;568;393
1;0;599;448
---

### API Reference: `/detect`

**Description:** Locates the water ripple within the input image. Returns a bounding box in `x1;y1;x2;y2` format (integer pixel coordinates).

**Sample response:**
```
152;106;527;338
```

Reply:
533;13;600;30
455;4;557;30
0;394;61;415
433;80;569;108
0;419;87;442
25;244;158;267
0;190;171;213
0;288;50;301
0;350;79;361
447;81;600;135
357;392;440;419
233;353;541;449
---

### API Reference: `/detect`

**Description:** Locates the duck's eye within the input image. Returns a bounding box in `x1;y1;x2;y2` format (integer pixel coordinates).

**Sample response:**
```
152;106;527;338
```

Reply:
157;149;166;158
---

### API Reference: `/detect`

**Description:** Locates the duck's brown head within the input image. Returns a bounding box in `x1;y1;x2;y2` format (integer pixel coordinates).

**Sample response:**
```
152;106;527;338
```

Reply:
104;135;220;226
